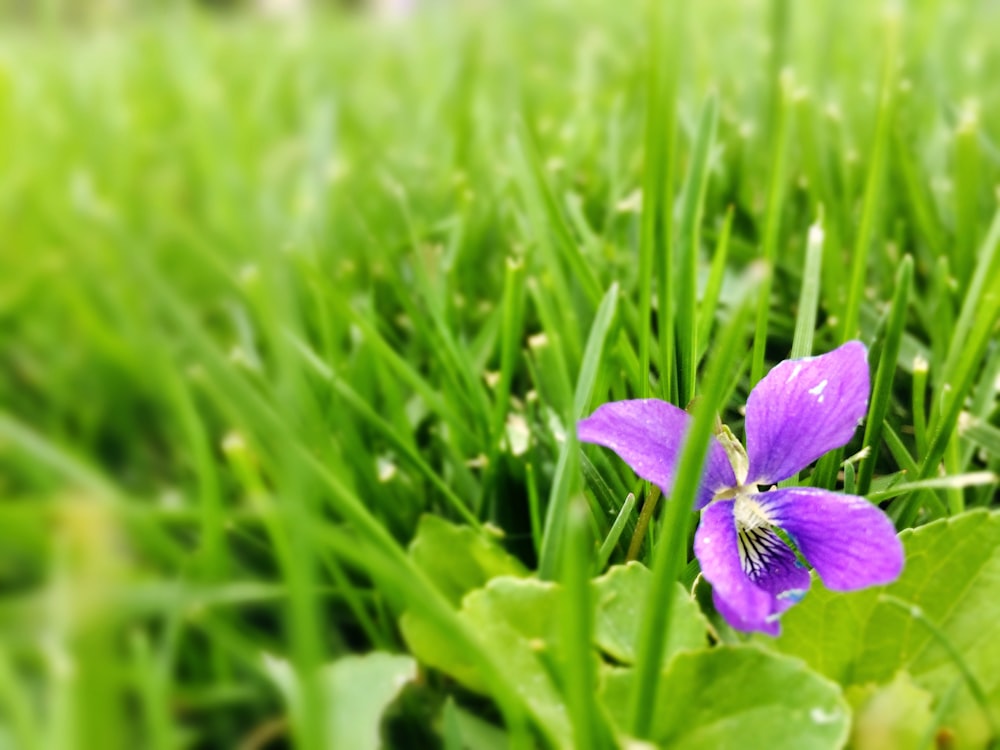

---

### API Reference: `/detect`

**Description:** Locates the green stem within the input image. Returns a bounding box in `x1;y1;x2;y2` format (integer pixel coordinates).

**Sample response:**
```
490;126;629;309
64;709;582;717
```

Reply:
880;594;998;740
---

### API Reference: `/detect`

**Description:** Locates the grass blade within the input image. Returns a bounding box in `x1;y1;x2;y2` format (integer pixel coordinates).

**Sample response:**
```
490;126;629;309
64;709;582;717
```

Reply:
629;296;751;738
538;283;620;579
857;255;913;496
675;95;718;407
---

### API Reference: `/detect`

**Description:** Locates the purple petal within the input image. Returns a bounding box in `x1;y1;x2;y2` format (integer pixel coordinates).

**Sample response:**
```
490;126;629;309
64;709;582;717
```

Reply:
712;591;780;637
694;500;809;634
578;399;736;509
745;341;870;484
758;487;903;590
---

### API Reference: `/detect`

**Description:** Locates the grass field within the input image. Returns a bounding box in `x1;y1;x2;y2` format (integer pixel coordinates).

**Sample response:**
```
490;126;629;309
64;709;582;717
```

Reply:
1;1;999;748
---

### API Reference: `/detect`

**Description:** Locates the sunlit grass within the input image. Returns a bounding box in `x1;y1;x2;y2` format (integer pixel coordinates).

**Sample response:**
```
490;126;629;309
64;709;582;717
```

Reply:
0;0;998;746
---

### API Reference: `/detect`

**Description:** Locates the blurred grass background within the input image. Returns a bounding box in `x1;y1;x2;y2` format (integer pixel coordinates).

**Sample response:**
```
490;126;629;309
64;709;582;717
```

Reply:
1;0;998;747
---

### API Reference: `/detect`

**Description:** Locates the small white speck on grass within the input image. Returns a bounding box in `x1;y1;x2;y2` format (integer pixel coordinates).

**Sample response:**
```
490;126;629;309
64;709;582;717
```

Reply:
505;414;531;456
546;408;567;443
483;522;505;538
616;188;643;214
844;446;871;465
222;431;247;457
622;739;659;750
807;222;824;248
528;332;549;350
810;706;842;724
958;98;980;132
465;454;488;470
376;456;397;483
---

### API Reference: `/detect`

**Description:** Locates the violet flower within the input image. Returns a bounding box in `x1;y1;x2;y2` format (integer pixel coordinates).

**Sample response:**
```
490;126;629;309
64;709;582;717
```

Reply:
578;341;903;635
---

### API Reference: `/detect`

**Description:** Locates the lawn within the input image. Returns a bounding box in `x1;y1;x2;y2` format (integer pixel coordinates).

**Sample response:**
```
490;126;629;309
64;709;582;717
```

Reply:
1;0;999;748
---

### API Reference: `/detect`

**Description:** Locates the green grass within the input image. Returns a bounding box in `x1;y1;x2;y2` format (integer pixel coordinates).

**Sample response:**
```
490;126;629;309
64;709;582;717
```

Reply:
0;0;998;747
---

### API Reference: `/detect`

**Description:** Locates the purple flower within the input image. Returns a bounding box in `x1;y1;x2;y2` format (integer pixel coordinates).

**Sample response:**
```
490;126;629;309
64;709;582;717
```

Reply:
578;341;903;635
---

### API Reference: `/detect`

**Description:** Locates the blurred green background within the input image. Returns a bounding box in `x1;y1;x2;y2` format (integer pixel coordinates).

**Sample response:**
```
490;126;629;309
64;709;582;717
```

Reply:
1;0;998;747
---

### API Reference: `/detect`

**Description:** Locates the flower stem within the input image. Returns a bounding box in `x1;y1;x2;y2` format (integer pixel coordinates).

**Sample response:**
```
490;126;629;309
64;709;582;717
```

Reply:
626;486;660;562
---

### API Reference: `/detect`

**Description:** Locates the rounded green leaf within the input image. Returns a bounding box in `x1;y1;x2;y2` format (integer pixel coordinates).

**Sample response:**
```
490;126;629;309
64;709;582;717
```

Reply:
401;577;572;747
773;509;1000;747
845;671;934;750
408;515;527;606
592;562;708;667
264;652;416;750
599;646;849;749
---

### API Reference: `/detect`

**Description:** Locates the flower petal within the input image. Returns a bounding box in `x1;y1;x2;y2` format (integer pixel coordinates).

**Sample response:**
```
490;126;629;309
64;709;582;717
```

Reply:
712;591;781;637
577;399;736;509
745;341;871;484
758;487;904;590
694;500;809;634
737;523;812;604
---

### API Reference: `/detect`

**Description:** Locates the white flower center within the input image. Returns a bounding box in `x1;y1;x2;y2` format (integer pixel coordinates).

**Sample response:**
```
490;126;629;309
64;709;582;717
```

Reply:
732;489;785;581
733;491;772;531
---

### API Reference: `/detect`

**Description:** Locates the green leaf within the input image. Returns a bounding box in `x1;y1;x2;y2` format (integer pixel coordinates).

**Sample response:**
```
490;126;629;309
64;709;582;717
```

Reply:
441;698;509;750
773;510;1000;748
264;652;417;750
401;577;570;747
404;564;709;748
599;646;850;749
408;515;527;606
845;672;934;750
592;562;708;668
